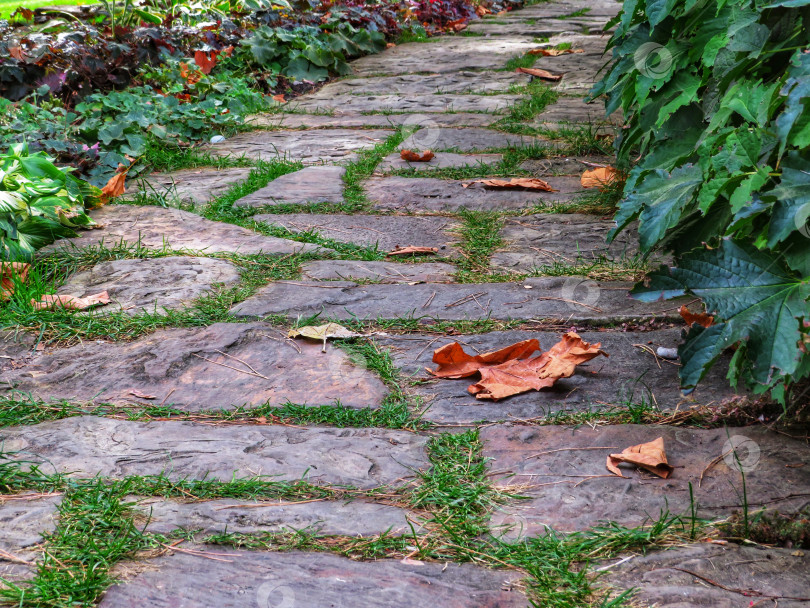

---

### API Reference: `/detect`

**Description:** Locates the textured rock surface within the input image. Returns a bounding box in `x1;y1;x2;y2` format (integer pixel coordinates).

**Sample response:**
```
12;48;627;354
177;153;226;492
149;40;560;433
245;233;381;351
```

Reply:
0;323;387;410
378;152;503;172
132;496;421;536
0;417;429;488
379;329;742;423
483;424;810;534
43;205;321;255
602;544;810;608
0;494;62;583
211;129;393;164
302;260;457;283
130;168;252;208
292;93;523;115
309;72;530;96
249;112;500;129
365;176;584;211
398;127;549;152
58;256;241;315
231;277;680;322
98;550;528;608
531;100;621;128
253;214;460;254
234;166;346;208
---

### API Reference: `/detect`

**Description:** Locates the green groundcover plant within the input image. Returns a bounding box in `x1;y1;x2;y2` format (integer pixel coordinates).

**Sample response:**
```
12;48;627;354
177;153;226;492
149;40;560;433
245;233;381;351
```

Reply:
592;0;810;403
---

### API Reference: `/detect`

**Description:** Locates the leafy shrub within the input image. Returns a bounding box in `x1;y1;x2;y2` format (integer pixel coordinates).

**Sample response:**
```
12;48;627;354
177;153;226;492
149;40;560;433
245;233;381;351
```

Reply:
592;0;810;402
0;143;98;261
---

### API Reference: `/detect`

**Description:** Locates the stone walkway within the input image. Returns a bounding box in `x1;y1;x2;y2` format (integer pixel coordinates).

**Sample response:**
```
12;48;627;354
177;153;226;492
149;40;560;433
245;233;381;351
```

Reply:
2;1;810;606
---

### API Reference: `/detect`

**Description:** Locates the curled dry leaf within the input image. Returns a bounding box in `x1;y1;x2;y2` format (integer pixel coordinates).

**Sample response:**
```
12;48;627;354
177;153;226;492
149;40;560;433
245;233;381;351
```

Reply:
31;291;112;311
515;67;563;81
194;50;218;75
387;245;439;257
272;94;286;103
580;166;619;190
607;437;674;479
475;5;491;15
288;322;361;351
679;305;714;328
0;262;30;300
400;149;435;162
129;389;157;400
429;332;608;401
466;178;557;192
100;170;127;204
447;17;467;32
527;48;585;56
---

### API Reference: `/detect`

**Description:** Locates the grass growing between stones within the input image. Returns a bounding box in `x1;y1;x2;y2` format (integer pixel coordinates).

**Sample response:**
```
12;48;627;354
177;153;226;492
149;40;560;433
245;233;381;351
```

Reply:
454;210;505;281
342;127;409;211
141;142;255;173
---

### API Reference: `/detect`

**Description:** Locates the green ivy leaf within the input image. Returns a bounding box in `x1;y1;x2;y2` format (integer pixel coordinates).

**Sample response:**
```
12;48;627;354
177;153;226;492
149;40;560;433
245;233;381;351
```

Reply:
767;151;810;246
636;164;703;251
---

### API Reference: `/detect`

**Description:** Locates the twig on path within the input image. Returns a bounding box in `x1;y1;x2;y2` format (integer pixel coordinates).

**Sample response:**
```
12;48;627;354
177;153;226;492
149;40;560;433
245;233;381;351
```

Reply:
160;388;176;406
158;542;236;563
423;291;436;309
0;548;32;565
671;567;810;601
192;353;270;380
525;446;618;460
536;296;603;313
213;349;264;377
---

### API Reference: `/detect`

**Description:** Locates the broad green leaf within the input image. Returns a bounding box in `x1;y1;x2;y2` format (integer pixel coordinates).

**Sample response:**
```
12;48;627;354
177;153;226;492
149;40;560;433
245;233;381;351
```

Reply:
767;151;810;246
283;57;328;82
637;164;703;251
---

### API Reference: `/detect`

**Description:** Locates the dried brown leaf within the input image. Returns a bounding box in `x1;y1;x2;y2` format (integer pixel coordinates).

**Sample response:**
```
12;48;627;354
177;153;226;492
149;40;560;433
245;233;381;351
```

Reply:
194;50;218;75
387;246;439;256
679;305;714;328
31;291;112;311
527;48;585;56
515;67;563;81
607;437;674;479
581;166;619;189
468;178;557;192
400;149;435;162
129;390;157;400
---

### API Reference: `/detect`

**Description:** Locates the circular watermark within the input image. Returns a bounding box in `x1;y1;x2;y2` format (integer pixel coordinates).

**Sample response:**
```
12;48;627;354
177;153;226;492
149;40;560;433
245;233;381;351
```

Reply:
489;508;531;542
560;277;602;311
256;582;296;608
633;42;673;79
794;202;810;238
722;435;761;474
401;114;442;150
325;344;371;386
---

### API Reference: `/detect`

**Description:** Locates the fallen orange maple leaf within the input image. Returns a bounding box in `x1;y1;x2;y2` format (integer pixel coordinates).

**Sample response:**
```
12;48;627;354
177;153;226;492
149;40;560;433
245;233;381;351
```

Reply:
580;166;619;190
607;437;674;479
679;305;714;328
516;67;563;81
194;50;218;75
31;291;112;311
0;262;30;300
400;149;435;162
429;333;608;401
467;178;557;192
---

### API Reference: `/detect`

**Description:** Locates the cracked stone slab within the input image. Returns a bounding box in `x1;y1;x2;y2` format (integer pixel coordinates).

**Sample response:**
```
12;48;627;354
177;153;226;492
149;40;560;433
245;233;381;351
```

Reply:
0;494;62;583
467;18;613;37
132;496;421;537
378;329;742;424
98;550;528;608
483;424;810;535
211;129;394;165
365;176;584;212
378;152;503;172
248;112;501;129
253;214;461;254
233;166;345;208
311;71;530;96
601;544;810;608
292;94;524;115
43;205;323;256
129;167;252;208
0;323;387;410
530;99;621;128
490;214;641;272
519;0;621;19
58;256;241;315
398;128;550;152
519;155;615;177
0;416;428;488
538;35;612;94
351;36;541;75
302;260;456;283
230;277;685;323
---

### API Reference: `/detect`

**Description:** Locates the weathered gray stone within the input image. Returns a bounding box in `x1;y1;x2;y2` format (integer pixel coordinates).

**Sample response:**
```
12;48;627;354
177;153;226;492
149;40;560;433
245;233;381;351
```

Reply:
0;494;62;583
531;99;621;128
518;155;614;176
0;417;428;488
378;152;503;172
58;257;240;315
130;167;252;208
0;330;36;365
230;277;686;322
132;496;421;537
211;129;394;165
366;176;585;212
302;260;457;283
601;544;810;608
519;0;621;19
0;323;387;410
483;424;809;535
540;35;612;94
467;18;612;37
233;166;345;208
351;36;541;75
312;72;531;96
43;205;322;256
292;94;524;115
490;214;640;272
399;127;549;152
378;329;742;424
98;550;528;608
253;214;460;254
248;112;500;129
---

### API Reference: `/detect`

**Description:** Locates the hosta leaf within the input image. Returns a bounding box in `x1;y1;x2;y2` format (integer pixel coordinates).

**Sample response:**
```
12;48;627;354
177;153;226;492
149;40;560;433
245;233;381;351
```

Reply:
0;192;29;213
283;57;328;82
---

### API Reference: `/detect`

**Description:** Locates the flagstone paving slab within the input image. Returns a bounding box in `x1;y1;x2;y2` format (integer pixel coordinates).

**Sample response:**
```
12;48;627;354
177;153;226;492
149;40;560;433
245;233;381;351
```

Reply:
43;205;323;255
351;36;540;76
378;329;742;424
467;18;612;36
378;152;503;172
312;71;530;96
233;166;345;208
365;176;584;211
98;550;528;608
301;260;457;283
252;214;461;254
0;323;387;410
539;35;614;94
0;494;62;583
129;167;253;208
249;112;501;129
518;155;614;176
519;0;621;19
601;544;810;607
132;496;421;537
483;424;810;535
58;256;241;315
0;417;428;488
490;214;640;272
211;129;394;164
530;99;621;128
291;93;524;115
230;277;685;322
398;127;549;152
